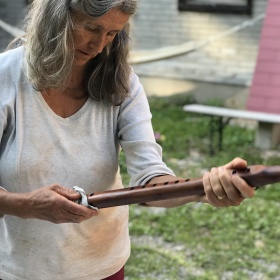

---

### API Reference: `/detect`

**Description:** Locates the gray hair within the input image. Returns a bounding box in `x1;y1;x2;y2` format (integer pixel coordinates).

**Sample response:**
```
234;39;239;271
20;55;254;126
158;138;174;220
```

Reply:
24;0;138;105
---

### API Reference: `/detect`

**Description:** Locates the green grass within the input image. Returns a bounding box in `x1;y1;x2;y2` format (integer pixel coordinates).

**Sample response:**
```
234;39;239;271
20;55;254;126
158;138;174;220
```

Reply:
121;94;280;279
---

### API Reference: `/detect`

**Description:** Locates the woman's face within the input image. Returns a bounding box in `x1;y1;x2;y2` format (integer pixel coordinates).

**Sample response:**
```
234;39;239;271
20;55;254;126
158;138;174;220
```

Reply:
72;8;130;68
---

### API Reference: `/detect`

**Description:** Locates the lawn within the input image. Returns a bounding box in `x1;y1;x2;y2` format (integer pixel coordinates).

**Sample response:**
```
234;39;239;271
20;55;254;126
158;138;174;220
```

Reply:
122;94;280;280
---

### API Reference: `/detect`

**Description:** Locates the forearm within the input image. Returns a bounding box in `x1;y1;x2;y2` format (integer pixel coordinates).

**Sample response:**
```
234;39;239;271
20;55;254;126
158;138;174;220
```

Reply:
0;189;27;218
0;185;98;223
145;175;202;208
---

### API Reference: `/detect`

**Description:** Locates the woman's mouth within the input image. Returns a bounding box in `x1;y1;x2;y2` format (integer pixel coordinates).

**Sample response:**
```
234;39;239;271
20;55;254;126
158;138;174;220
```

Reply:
78;50;90;56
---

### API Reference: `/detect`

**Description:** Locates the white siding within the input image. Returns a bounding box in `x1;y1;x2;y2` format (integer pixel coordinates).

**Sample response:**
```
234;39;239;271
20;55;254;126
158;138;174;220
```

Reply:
130;0;268;86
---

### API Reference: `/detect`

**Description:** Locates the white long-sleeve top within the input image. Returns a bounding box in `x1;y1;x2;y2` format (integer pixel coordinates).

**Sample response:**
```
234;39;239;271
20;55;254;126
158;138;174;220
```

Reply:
0;47;174;279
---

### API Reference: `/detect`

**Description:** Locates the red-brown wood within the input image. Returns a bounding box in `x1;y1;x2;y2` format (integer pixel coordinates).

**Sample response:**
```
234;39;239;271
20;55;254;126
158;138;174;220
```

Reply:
87;165;280;209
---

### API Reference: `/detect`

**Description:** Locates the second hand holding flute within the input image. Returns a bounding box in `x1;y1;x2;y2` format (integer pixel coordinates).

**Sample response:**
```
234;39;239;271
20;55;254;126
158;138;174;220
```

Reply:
75;165;280;209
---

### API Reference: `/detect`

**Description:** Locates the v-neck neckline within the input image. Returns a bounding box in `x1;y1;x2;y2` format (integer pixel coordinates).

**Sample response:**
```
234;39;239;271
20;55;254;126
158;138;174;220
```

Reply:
34;89;91;121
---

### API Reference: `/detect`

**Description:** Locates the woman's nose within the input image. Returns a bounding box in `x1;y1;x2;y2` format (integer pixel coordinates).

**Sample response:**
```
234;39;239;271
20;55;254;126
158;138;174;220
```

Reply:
90;34;107;54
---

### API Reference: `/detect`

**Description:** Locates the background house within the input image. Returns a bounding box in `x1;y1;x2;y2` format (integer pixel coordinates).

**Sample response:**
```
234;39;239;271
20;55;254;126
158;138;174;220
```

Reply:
129;0;268;104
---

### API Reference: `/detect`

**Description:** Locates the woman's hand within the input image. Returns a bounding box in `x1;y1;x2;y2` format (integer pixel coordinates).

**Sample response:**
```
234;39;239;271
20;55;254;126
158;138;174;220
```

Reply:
0;184;98;223
202;157;255;207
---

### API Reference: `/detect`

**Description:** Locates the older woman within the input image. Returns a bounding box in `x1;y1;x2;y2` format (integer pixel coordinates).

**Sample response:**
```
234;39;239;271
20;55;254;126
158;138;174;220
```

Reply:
0;0;254;279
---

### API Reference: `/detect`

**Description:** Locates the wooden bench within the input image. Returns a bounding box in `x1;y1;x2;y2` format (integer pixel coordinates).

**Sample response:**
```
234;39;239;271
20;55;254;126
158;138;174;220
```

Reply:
183;104;280;154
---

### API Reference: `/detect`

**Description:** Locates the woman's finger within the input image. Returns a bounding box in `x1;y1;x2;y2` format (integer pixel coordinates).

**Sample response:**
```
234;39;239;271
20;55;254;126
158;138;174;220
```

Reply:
217;167;242;203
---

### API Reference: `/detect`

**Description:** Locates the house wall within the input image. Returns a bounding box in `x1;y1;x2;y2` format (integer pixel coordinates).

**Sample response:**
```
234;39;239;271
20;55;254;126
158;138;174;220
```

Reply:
130;0;268;86
247;0;280;114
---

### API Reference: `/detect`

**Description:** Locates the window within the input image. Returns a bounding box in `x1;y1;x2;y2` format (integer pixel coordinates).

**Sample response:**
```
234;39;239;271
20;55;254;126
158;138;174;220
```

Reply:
179;0;253;15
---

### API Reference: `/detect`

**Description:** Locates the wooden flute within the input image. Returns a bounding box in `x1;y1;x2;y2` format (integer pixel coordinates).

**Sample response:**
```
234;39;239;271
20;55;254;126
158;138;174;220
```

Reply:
82;165;280;209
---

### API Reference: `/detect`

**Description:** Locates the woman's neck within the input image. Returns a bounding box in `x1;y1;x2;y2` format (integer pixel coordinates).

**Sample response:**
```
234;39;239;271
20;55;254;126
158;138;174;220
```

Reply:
67;66;85;90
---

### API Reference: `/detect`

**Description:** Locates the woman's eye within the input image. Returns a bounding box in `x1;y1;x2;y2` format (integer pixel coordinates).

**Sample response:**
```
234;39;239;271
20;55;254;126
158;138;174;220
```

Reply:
107;32;117;38
85;26;99;33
